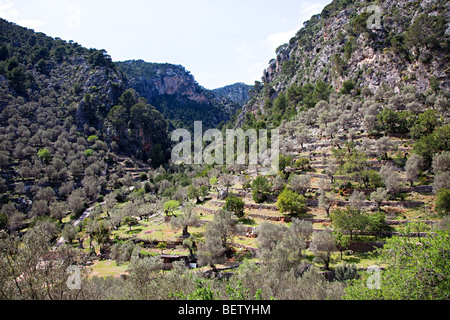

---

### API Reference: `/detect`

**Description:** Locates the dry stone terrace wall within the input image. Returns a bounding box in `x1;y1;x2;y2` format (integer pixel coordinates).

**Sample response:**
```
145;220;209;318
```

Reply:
125;238;184;249
232;239;384;254
209;195;426;211
199;202;437;228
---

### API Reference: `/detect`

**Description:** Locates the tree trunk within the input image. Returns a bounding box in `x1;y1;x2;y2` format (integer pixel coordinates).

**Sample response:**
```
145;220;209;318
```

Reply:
210;263;219;274
188;246;194;258
324;255;331;271
182;225;190;238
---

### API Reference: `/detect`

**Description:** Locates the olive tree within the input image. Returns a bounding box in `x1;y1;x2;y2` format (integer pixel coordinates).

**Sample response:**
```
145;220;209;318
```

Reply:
170;204;198;238
197;209;237;272
290;174;310;195
405;154;424;187
309;230;336;270
380;164;402;200
370;188;389;209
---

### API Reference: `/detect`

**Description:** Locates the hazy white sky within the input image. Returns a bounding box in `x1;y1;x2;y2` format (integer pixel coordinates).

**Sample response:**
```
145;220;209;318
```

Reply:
0;0;331;89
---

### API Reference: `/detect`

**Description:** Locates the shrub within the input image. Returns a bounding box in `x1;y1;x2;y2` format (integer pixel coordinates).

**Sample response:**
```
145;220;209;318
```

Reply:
87;135;99;143
251;176;271;204
276;188;306;216
295;158;310;170
224;195;245;218
37;148;51;162
84;149;94;157
436;188;450;216
340;81;355;95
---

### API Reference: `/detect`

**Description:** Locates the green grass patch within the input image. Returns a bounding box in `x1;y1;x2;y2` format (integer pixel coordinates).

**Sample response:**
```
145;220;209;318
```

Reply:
90;260;130;278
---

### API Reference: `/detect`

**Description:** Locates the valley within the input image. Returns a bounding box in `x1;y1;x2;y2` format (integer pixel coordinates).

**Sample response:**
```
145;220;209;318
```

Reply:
0;0;449;301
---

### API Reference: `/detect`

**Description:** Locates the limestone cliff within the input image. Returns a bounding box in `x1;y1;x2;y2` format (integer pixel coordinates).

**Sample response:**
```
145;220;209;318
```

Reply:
117;60;243;132
237;0;449;126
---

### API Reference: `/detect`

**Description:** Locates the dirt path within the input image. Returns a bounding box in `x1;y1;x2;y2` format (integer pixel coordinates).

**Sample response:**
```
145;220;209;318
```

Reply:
55;202;105;247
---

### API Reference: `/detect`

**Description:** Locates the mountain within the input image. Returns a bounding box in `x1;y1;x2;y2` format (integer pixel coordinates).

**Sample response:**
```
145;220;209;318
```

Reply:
0;18;171;231
0;19;170;163
237;0;449;127
212;82;253;107
117;60;244;132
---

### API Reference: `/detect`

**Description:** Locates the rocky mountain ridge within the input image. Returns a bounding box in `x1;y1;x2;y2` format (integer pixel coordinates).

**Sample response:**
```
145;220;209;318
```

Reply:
117;60;245;132
117;60;208;104
212;82;253;107
237;0;449;126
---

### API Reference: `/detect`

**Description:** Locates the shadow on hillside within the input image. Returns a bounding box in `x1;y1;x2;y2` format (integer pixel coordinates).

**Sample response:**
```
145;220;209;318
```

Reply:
126;228;143;235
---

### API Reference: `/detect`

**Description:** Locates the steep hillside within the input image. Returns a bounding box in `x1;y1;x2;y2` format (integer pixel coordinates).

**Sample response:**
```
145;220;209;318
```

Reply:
0;18;170;233
0;19;170;162
117;60;243;132
237;0;449;127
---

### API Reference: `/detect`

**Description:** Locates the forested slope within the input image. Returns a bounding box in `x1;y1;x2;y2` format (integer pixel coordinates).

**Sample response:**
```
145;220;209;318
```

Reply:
0;18;170;233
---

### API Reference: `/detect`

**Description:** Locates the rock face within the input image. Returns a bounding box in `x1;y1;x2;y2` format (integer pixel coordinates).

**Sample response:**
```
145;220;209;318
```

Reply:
117;60;245;132
118;60;208;104
212;82;253;107
237;0;449;126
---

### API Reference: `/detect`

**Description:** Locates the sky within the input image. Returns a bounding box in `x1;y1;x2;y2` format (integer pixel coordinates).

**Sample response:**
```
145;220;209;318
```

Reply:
0;0;332;89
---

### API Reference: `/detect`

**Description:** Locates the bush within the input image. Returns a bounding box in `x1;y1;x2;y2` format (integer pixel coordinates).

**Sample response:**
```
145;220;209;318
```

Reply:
377;108;413;135
224;195;245;218
335;263;359;282
87;135;99;143
276;188;306;216
84;149;94;157
436;188;450;216
37;148;51;162
251;176;271;204
295;158;310;170
340;81;355;95
405;14;446;50
367;211;387;233
111;241;138;264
